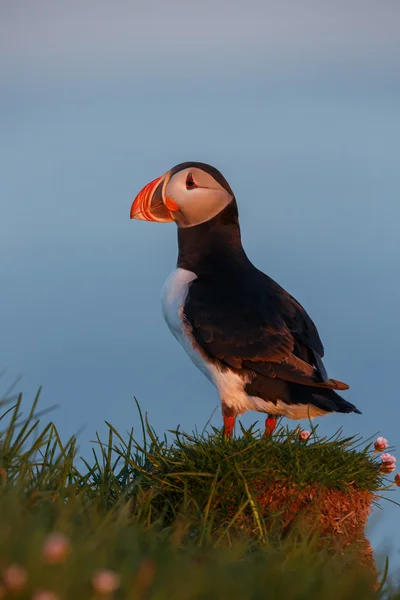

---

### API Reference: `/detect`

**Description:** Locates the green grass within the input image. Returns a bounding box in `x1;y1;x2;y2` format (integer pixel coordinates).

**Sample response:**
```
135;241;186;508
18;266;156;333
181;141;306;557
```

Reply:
0;389;399;599
145;419;384;490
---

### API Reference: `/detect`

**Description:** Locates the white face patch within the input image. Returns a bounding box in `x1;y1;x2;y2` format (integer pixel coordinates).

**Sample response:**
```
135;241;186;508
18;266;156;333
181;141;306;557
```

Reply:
165;167;233;227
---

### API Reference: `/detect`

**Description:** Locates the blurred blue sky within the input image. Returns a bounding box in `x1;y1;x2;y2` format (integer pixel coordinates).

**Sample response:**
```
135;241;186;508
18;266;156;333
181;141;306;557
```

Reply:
1;0;399;566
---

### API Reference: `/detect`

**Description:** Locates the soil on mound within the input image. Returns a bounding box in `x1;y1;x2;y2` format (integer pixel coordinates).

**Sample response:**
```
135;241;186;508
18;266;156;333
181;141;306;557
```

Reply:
234;480;376;580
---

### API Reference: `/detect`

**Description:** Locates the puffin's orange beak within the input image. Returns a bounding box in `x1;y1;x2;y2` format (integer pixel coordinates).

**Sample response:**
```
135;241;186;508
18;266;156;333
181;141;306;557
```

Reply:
131;174;177;222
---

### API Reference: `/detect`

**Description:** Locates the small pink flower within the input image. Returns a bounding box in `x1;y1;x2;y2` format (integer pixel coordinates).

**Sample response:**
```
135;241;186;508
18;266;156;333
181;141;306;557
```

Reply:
3;564;28;592
381;453;396;464
299;429;311;441
42;533;71;564
394;473;400;486
32;590;60;600
382;463;396;474
92;569;120;595
374;437;389;452
380;453;396;474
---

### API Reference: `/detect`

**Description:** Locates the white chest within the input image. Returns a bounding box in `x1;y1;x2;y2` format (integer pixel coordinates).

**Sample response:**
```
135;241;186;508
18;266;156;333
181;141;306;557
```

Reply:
161;268;197;336
161;268;213;381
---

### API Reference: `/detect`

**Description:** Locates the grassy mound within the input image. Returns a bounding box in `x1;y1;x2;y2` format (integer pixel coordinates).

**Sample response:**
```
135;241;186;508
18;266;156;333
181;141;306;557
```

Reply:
0;390;398;599
131;421;383;575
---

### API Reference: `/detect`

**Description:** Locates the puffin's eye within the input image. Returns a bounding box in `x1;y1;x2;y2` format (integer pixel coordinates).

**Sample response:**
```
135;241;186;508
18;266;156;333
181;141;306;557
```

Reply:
185;173;197;190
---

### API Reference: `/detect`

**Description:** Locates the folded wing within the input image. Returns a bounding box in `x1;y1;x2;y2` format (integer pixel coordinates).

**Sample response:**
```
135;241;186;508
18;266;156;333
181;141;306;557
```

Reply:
183;269;349;392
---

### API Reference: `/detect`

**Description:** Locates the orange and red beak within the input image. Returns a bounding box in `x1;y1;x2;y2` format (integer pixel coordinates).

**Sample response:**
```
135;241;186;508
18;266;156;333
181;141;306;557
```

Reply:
130;173;179;223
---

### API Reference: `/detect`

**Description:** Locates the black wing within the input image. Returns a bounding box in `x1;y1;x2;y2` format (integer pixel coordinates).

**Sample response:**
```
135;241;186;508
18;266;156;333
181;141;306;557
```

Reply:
183;270;346;390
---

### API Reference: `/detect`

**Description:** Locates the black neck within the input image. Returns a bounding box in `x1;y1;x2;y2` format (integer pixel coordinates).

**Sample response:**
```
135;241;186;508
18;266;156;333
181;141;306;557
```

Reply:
176;201;251;276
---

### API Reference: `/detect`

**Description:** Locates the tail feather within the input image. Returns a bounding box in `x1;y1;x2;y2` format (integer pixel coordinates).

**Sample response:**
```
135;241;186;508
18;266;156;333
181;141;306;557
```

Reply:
287;382;362;415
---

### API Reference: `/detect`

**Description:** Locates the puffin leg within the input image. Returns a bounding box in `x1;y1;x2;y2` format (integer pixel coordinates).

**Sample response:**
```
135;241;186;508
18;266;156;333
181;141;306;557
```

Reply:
223;416;236;438
264;414;277;437
221;404;236;438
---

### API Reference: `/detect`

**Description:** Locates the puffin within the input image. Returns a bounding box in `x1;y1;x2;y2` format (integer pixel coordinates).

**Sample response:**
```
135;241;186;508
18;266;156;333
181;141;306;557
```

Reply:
130;161;360;437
